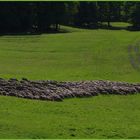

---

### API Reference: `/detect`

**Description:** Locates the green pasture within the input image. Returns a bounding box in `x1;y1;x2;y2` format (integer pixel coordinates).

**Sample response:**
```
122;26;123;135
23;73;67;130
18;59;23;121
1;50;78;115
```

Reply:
0;22;140;138
0;22;140;82
0;95;140;138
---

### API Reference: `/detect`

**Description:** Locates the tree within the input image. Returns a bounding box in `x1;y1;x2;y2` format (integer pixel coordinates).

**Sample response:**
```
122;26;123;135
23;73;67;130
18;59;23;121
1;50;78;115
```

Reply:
98;2;110;27
121;2;136;22
65;2;79;25
0;2;37;33
129;2;140;28
98;2;123;27
51;2;67;30
0;1;138;33
75;2;98;28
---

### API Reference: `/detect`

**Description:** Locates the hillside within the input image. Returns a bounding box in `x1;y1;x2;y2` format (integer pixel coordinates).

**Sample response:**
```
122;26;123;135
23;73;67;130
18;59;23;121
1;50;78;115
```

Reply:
0;23;140;82
0;23;140;138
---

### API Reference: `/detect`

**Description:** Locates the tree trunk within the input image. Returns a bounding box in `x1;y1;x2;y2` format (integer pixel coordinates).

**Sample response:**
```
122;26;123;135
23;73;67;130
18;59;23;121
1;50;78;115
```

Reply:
55;23;58;31
107;21;110;27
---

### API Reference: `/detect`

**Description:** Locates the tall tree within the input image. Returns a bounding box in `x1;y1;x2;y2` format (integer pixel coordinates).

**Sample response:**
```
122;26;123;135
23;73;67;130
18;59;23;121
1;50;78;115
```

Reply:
122;2;136;22
98;2;111;27
98;2;123;27
75;2;98;28
130;3;140;28
65;2;79;25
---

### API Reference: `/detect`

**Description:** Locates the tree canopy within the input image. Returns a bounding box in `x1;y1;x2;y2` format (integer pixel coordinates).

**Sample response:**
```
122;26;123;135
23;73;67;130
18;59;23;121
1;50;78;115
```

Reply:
0;1;139;34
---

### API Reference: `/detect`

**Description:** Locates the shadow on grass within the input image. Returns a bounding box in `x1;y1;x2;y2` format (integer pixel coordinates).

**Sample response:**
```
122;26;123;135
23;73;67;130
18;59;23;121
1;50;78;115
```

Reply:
0;28;70;36
0;24;140;36
70;24;140;32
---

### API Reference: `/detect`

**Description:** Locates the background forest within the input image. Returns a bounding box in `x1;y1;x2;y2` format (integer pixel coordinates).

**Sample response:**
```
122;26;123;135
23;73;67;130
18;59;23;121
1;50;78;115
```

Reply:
0;1;140;34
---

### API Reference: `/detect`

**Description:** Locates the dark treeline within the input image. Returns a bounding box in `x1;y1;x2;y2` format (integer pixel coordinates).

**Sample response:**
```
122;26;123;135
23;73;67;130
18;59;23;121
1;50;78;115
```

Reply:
0;1;140;34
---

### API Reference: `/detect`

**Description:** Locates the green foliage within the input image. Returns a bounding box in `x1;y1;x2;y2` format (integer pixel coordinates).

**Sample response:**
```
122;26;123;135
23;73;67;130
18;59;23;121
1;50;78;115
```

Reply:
130;3;140;28
121;2;135;22
0;2;140;32
75;2;98;27
64;2;79;25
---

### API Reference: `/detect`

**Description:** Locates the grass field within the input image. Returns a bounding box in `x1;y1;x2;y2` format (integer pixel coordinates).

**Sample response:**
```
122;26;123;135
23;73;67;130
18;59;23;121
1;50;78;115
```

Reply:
0;22;140;138
0;95;140;139
0;22;140;82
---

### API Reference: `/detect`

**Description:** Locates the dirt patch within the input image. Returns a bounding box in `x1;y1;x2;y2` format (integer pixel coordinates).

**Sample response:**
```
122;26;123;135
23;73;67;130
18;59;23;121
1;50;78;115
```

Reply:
0;78;140;101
